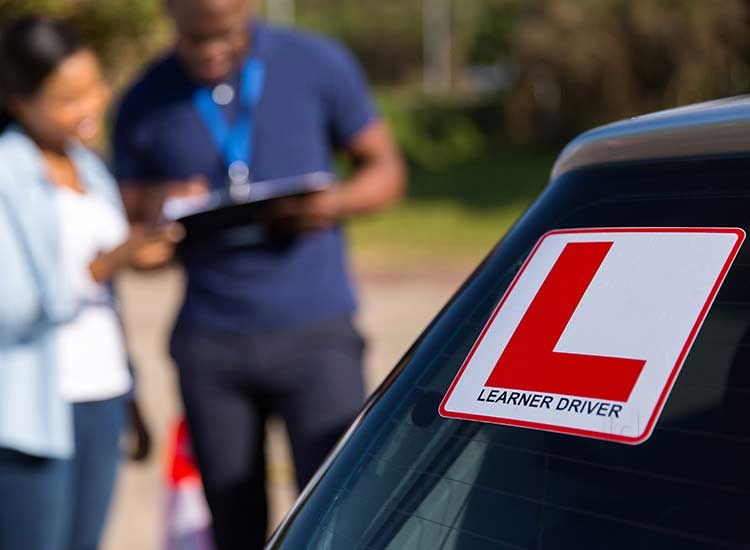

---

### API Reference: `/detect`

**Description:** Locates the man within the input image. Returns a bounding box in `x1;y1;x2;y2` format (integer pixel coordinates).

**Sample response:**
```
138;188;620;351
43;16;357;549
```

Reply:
112;0;405;548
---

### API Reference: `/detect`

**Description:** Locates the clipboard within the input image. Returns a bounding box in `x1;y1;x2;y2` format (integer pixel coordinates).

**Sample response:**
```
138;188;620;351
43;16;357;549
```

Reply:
164;172;334;245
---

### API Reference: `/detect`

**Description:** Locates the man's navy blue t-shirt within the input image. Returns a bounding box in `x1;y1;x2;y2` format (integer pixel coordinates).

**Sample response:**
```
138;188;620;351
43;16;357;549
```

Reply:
113;21;377;330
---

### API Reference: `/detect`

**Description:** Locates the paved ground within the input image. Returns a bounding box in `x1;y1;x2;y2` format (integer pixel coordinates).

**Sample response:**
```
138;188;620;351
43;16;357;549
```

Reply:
102;263;469;550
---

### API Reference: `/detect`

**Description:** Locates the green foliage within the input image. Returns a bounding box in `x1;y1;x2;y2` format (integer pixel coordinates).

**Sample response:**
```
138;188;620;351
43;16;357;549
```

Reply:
65;1;170;79
2;0;749;175
3;0;748;146
463;0;526;64
504;0;750;142
296;0;423;82
349;148;557;265
0;0;170;86
379;92;492;170
403;146;556;209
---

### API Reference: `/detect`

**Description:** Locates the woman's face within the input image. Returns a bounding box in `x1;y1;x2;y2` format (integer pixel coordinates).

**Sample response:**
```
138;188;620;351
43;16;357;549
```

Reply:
12;48;110;148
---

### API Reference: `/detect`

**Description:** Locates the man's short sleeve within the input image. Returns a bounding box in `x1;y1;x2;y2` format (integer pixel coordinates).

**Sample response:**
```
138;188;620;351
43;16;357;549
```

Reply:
324;42;379;147
111;92;157;184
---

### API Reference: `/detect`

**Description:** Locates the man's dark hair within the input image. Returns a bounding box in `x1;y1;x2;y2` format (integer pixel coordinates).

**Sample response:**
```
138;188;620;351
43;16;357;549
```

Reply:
0;15;83;129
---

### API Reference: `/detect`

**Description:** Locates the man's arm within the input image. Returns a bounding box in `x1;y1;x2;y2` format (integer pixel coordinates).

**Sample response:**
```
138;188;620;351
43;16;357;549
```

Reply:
263;119;406;233
339;119;406;216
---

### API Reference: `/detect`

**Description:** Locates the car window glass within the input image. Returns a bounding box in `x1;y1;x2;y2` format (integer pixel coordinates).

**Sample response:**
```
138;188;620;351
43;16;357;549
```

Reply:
271;155;750;550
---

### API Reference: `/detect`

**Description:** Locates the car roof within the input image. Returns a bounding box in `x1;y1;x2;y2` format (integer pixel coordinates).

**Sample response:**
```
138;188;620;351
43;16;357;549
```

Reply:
552;95;750;180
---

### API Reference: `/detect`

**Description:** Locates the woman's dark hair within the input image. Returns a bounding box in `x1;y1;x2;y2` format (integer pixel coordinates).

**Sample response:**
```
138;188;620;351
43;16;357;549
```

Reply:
0;15;83;130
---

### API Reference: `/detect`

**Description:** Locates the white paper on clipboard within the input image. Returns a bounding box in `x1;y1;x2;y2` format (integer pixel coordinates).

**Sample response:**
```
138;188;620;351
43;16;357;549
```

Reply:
161;171;335;222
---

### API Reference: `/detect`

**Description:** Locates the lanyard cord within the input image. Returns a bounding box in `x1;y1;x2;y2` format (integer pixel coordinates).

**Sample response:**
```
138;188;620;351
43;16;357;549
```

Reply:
192;57;266;173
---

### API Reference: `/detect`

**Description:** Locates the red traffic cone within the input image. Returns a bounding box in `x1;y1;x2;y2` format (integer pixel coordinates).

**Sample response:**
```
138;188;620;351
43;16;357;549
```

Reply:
164;419;215;550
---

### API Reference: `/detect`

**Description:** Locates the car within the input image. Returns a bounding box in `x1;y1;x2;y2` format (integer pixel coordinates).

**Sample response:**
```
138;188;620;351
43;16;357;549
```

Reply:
266;97;750;549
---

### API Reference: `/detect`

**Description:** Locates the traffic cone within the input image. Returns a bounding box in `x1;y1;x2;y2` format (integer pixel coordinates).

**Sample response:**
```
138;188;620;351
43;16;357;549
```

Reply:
164;419;215;550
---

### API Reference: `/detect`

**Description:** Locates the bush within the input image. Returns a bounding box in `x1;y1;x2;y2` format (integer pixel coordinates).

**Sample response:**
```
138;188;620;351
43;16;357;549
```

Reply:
504;0;750;143
0;0;170;87
380;92;500;170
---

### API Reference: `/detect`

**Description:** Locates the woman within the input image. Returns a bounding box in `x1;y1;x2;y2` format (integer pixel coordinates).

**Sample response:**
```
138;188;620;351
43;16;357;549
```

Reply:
0;16;178;549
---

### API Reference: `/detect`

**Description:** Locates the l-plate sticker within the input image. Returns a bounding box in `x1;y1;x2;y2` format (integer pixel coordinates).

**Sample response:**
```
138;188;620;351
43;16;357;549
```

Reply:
439;227;745;444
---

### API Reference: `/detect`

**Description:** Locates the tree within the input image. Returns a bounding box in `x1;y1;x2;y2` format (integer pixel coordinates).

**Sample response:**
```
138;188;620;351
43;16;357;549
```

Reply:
504;0;750;142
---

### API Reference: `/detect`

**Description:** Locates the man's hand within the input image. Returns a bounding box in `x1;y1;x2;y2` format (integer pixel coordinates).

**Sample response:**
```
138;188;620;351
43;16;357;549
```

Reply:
261;187;345;234
260;120;406;236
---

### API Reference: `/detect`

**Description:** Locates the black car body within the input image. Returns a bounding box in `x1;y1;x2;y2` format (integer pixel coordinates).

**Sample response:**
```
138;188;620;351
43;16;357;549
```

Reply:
267;98;750;549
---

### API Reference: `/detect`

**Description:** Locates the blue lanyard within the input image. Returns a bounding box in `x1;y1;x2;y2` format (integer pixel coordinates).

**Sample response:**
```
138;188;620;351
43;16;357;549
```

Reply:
192;58;265;172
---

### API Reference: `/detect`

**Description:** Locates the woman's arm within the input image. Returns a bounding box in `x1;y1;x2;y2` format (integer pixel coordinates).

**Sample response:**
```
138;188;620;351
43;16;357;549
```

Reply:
88;223;184;284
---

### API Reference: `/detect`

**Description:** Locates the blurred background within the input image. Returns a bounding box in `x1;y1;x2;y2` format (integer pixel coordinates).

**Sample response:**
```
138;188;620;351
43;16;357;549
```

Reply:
2;1;750;548
5;0;750;266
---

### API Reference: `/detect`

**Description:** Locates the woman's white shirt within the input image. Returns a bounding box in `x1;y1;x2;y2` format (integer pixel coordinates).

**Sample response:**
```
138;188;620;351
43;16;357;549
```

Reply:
54;185;132;403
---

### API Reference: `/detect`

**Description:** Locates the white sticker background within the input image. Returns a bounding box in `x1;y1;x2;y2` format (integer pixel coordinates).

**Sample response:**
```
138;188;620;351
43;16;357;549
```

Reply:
440;228;743;443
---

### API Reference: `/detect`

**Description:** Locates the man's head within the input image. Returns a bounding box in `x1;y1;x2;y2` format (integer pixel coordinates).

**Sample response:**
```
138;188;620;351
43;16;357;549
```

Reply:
167;0;252;83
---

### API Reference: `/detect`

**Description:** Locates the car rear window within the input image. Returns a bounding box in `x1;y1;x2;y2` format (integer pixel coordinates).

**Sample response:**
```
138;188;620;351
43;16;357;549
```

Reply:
270;155;750;550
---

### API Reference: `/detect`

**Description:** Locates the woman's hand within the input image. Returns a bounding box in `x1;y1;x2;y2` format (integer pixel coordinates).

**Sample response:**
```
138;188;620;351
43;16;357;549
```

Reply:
127;223;185;270
89;223;185;282
122;176;209;225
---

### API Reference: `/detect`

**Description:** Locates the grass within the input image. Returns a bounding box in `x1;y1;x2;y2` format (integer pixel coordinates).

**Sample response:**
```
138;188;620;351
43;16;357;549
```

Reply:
348;148;558;269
